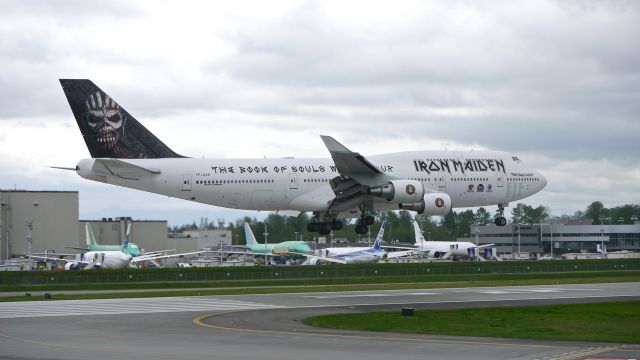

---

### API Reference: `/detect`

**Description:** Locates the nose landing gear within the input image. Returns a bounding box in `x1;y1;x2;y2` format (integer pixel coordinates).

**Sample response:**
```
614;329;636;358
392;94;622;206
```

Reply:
495;204;507;226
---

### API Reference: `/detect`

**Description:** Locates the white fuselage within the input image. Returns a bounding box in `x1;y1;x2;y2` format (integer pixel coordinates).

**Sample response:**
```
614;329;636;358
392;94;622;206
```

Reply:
75;251;133;269
414;241;478;258
77;150;546;215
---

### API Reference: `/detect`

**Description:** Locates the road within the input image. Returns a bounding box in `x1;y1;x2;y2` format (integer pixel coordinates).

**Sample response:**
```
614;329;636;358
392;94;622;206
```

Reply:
0;282;638;360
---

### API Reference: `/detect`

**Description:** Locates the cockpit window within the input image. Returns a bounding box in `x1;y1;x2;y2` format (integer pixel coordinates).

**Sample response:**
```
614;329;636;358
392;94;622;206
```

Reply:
512;156;521;163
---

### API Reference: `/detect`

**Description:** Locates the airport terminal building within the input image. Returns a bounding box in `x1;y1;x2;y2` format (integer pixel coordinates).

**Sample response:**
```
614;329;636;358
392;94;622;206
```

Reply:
463;220;640;257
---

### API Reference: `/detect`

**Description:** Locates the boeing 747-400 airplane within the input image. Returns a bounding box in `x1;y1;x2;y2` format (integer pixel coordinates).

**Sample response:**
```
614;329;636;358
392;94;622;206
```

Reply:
59;79;547;235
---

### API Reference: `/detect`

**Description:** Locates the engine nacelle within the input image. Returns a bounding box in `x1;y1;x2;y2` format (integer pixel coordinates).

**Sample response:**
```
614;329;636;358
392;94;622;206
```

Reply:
369;180;424;203
399;193;452;215
64;262;79;271
422;193;452;216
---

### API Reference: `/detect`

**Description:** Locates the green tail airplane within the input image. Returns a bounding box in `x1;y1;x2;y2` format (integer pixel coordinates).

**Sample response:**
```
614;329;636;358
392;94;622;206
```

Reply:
70;223;143;257
243;223;311;255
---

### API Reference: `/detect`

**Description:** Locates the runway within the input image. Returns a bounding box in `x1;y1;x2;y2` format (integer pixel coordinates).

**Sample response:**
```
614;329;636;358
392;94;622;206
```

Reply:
0;282;638;360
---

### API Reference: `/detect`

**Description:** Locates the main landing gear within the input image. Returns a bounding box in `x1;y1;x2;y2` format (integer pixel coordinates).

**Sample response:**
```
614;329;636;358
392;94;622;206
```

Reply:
307;218;343;236
307;212;374;236
355;215;374;235
495;204;507;226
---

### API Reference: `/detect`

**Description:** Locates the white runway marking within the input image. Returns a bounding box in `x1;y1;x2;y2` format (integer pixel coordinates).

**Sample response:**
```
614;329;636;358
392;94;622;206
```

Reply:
0;297;281;319
304;292;440;299
472;287;604;295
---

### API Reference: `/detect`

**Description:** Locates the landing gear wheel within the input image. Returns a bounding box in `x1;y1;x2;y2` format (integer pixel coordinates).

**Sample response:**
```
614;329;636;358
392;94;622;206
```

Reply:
494;217;507;226
331;220;343;231
318;222;332;235
307;222;319;232
495;204;507;226
364;215;374;226
355;224;368;235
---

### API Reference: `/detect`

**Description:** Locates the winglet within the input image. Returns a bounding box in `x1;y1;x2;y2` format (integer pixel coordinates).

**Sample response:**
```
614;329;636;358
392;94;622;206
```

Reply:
320;135;382;178
320;135;352;154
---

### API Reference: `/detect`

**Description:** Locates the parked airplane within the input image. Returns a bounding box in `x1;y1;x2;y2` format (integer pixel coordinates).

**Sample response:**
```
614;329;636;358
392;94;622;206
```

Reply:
33;250;133;270
404;220;493;259
241;222;312;255
59;79;547;235
69;223;143;257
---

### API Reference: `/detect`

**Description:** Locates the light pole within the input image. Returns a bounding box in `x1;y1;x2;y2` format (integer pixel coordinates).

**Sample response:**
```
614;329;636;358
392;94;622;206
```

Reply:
263;222;269;266
517;224;521;255
26;220;33;271
533;223;553;258
474;223;480;261
600;228;605;256
294;231;298;242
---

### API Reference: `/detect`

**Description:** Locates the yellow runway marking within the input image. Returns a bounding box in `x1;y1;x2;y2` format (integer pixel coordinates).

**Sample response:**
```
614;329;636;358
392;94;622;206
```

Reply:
193;311;574;350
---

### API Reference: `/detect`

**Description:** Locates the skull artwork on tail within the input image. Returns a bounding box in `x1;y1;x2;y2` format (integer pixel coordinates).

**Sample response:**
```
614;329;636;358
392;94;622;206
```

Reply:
84;91;127;152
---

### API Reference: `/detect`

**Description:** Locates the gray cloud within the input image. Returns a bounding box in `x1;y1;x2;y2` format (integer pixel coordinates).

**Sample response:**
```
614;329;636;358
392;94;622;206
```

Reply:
0;0;638;224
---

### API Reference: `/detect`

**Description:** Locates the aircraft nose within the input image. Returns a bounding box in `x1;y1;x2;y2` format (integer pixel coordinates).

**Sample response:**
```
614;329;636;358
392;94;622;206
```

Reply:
538;171;547;189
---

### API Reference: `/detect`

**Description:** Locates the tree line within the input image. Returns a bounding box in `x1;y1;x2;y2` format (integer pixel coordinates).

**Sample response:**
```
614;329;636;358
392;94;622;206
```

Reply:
168;202;639;245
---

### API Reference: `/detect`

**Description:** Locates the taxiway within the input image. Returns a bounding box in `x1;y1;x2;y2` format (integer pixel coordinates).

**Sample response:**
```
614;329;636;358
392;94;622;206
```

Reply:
0;282;638;360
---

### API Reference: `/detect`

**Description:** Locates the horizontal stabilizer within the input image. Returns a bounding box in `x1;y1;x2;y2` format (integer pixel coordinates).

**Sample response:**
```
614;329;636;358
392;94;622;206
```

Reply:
93;159;161;180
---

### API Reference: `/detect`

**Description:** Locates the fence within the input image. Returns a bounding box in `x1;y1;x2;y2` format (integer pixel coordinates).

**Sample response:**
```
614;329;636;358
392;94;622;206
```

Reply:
0;259;638;286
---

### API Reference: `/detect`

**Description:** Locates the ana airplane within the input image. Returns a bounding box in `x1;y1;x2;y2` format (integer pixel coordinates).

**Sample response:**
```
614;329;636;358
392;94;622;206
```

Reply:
59;79;547;235
300;220;411;264
69;223;143;257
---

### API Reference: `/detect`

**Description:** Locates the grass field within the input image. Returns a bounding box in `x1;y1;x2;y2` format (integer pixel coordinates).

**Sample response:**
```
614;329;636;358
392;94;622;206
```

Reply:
303;301;640;344
1;271;639;302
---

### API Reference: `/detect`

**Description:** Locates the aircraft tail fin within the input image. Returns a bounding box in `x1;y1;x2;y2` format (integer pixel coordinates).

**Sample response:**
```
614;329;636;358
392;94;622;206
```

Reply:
85;223;97;247
413;220;426;246
244;223;258;246
59;79;184;159
372;220;386;250
122;224;131;247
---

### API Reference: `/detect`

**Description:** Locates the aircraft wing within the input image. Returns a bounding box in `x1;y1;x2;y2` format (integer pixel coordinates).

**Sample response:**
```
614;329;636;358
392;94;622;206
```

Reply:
385;250;416;259
382;245;418;251
320;136;396;212
28;255;91;265
67;246;90;251
206;250;292;258
321;136;383;183
131;251;203;263
28;252;78;257
92;159;161;180
291;252;348;265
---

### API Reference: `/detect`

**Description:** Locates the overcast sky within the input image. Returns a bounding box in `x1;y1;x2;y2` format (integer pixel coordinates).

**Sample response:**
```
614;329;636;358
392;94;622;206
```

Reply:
1;0;638;226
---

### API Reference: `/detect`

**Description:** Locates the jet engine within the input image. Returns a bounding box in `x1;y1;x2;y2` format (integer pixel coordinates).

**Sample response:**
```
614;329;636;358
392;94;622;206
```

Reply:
399;193;452;216
64;262;80;271
369;180;424;204
422;193;451;216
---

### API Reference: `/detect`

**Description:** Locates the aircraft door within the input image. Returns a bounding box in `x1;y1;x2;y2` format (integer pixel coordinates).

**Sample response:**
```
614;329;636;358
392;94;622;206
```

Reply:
437;171;446;192
288;173;298;190
496;173;504;189
182;174;192;191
